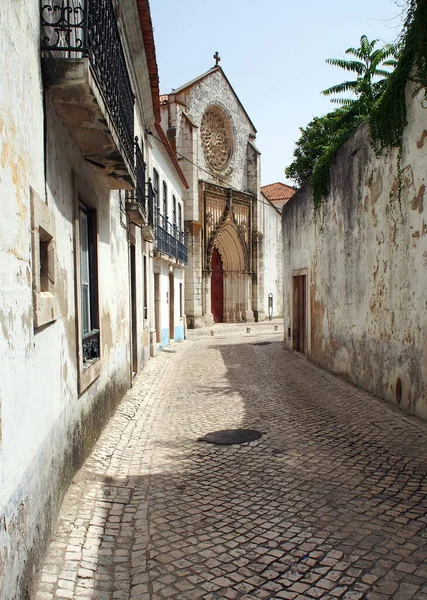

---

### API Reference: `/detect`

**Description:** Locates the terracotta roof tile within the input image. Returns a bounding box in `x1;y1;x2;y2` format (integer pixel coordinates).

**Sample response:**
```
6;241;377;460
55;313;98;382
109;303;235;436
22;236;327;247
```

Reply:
261;182;296;202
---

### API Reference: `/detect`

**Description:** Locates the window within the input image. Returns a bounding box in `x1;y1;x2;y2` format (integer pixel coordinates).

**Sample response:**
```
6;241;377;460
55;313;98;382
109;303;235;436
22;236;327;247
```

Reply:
79;203;99;369
172;195;177;227
39;231;52;293
163;181;168;217
178;203;183;232
30;188;58;328
153;169;160;212
73;173;102;393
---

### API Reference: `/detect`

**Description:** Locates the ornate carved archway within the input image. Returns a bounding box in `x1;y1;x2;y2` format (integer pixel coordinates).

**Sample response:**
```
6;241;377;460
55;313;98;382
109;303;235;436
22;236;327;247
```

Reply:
202;182;254;322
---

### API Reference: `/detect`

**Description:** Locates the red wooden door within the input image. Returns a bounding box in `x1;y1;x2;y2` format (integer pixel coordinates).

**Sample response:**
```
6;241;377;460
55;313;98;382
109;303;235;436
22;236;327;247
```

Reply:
211;248;224;323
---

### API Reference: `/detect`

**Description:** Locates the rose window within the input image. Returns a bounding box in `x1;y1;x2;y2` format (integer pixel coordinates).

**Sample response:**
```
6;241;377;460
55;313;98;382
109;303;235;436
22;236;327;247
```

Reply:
201;109;233;171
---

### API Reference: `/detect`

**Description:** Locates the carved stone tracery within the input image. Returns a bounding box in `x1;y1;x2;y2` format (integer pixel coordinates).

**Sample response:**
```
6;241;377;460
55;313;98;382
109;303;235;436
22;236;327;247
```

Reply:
203;183;252;272
201;108;233;171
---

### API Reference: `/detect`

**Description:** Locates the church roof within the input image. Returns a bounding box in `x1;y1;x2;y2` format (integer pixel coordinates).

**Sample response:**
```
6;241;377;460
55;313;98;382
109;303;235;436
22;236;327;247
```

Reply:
163;66;257;133
261;182;296;212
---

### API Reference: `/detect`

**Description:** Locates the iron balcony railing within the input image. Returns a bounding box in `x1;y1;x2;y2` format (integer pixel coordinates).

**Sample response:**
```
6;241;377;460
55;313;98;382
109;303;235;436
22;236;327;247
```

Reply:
126;138;146;219
41;0;135;170
156;212;188;264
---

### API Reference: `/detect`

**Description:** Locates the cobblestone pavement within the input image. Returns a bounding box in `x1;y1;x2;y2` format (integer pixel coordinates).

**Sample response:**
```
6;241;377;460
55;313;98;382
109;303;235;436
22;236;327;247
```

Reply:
33;322;427;600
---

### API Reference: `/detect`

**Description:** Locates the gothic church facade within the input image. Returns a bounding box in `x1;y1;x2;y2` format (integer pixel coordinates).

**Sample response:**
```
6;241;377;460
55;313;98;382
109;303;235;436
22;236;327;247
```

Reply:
160;63;282;328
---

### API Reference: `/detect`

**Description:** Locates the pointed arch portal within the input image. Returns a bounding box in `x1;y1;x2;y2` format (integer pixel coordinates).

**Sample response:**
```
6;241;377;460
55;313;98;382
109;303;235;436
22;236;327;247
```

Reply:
209;221;253;323
203;183;255;324
211;247;224;322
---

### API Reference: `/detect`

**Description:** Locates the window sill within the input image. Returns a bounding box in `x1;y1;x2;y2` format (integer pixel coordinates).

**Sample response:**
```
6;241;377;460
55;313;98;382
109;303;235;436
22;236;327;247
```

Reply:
79;357;101;394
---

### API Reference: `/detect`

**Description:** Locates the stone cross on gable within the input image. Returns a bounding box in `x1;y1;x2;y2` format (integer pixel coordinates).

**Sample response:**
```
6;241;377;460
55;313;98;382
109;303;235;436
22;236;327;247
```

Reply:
213;51;221;66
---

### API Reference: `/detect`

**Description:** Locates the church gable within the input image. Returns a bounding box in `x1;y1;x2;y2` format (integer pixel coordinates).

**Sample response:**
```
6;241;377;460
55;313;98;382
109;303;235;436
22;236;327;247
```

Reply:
172;66;256;134
169;66;258;193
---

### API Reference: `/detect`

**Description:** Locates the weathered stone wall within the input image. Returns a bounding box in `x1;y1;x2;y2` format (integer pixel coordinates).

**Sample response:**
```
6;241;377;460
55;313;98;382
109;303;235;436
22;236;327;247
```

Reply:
283;84;427;419
174;69;258;205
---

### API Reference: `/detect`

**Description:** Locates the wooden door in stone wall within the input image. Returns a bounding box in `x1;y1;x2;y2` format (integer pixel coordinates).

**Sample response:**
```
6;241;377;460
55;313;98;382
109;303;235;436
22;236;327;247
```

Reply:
211;247;224;323
293;274;306;353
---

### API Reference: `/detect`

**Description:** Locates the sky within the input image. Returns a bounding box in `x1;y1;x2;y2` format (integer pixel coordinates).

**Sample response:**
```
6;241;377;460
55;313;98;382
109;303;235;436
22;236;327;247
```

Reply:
149;0;405;187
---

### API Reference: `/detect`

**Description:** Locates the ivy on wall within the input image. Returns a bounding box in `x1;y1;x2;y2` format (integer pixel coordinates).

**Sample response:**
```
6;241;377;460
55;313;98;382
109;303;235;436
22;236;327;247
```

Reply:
286;0;427;208
369;0;427;152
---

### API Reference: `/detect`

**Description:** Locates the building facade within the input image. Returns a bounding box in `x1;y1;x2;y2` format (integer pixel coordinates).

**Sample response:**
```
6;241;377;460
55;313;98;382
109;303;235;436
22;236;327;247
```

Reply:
160;64;283;328
148;133;188;348
0;1;186;596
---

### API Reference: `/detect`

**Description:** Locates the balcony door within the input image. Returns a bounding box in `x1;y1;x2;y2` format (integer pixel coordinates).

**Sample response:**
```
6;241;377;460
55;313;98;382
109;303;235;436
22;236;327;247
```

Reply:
169;272;175;340
130;243;138;376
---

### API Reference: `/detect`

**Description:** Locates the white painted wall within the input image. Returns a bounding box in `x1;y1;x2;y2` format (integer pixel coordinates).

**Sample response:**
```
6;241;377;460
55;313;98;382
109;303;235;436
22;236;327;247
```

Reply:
260;195;283;318
0;1;161;595
149;134;187;348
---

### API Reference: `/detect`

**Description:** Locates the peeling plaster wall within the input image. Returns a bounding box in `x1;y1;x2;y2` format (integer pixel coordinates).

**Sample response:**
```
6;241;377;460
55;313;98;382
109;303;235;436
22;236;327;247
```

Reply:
283;84;427;419
0;3;142;595
0;98;133;598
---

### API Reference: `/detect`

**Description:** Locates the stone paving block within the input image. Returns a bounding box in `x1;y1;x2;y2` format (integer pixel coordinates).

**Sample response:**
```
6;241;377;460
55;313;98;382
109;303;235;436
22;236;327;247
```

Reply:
32;323;427;600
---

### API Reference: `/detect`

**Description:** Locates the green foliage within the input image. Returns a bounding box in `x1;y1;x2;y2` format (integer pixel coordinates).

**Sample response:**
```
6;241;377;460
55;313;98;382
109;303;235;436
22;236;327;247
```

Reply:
286;1;427;208
322;34;398;110
284;111;347;187
286;35;399;205
285;109;362;203
369;0;427;152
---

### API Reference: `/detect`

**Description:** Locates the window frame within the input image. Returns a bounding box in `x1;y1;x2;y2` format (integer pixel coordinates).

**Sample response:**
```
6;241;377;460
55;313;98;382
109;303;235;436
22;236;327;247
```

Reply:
73;173;102;394
162;181;168;218
153;169;160;212
172;195;177;227
178;203;183;233
30;188;58;328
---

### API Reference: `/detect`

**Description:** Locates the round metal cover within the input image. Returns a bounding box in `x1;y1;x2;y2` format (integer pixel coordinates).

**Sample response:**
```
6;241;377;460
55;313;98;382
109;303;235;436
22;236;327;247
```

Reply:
253;341;272;346
199;428;262;445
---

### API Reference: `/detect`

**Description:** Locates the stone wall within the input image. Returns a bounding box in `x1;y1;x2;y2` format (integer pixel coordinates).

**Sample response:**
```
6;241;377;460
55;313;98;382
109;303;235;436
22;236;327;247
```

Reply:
282;83;427;419
174;68;257;204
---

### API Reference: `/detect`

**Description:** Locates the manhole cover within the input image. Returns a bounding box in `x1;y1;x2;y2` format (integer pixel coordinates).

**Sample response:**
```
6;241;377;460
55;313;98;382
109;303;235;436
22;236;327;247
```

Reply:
198;429;262;445
253;341;272;346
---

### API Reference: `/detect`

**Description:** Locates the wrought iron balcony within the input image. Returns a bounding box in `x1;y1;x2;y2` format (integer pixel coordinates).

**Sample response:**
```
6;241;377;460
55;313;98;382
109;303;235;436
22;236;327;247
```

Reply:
126;139;147;226
41;0;135;188
155;212;188;265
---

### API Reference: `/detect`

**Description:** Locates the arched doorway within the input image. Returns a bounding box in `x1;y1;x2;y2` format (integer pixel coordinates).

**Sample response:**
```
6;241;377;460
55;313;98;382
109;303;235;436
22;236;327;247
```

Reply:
211;247;224;322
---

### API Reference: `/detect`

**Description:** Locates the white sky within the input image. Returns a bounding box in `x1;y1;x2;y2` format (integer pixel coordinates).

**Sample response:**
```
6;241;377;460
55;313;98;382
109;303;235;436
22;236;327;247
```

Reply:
150;0;405;186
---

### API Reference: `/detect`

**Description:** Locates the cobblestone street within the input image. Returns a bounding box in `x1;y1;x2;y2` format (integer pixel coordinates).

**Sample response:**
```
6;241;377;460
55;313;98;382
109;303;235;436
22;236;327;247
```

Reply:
34;322;427;600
